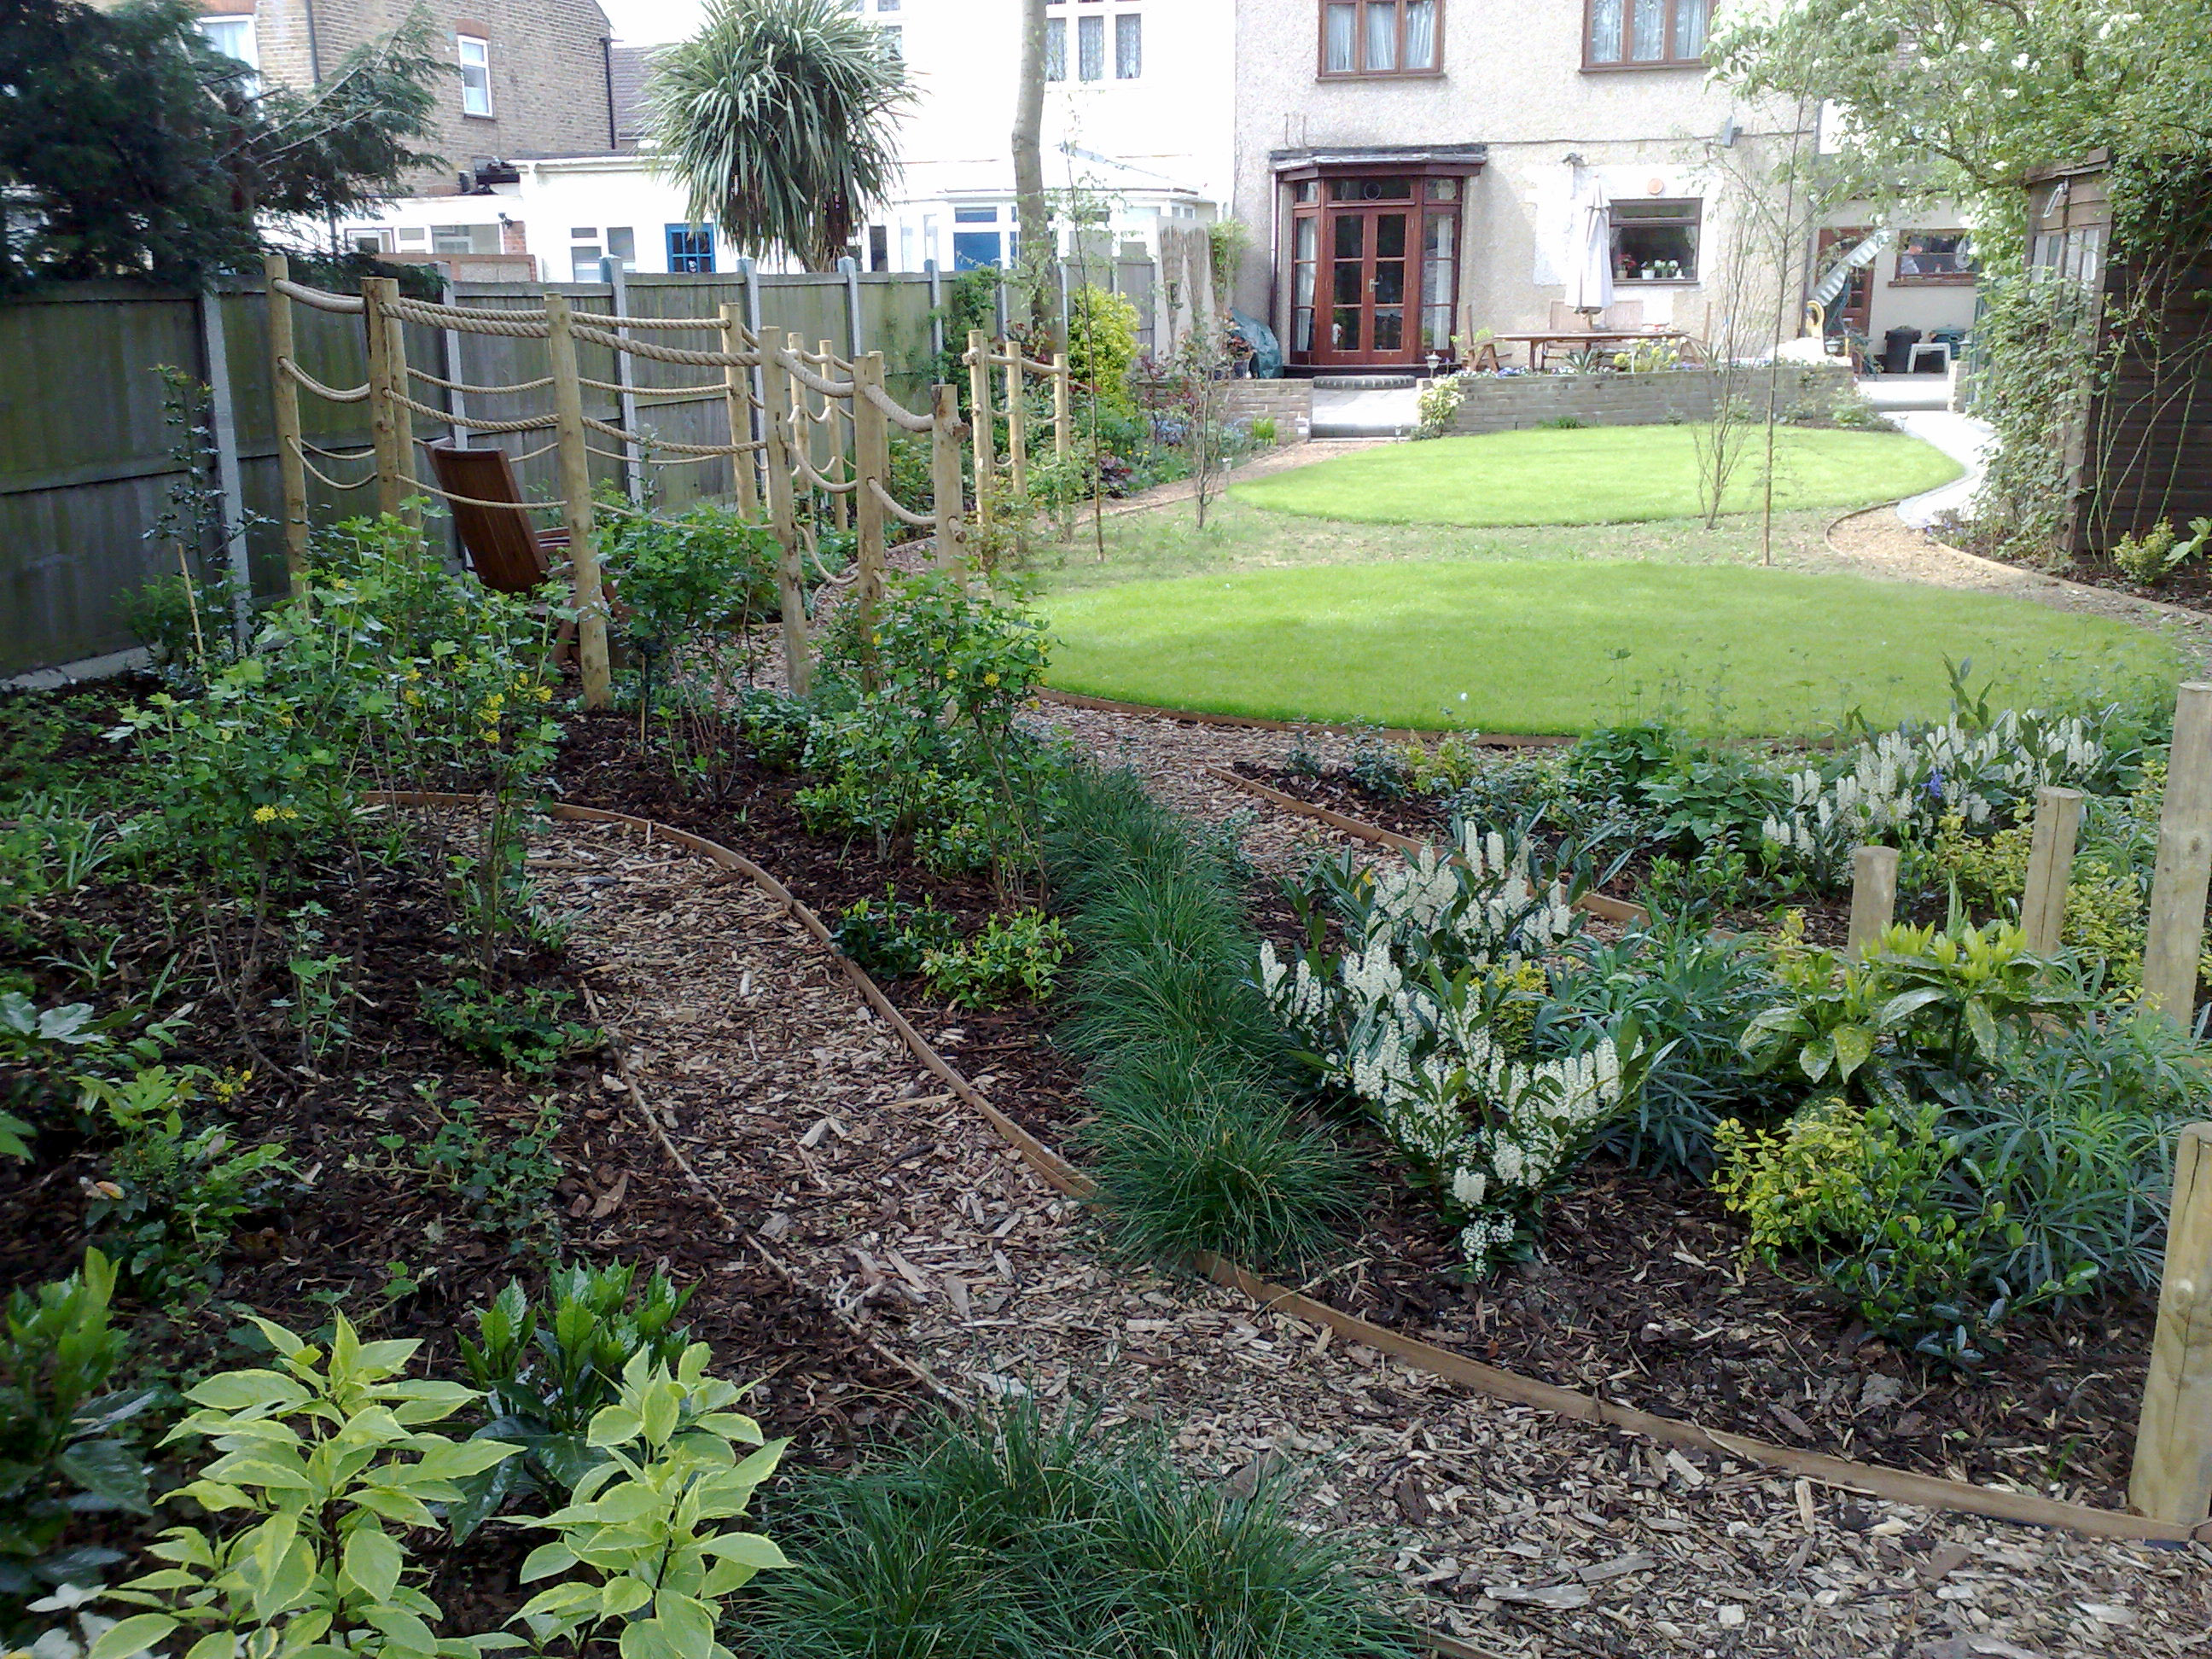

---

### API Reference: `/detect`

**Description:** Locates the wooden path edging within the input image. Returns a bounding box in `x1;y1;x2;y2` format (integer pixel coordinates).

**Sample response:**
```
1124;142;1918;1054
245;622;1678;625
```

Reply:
1038;690;1573;747
379;793;2209;1557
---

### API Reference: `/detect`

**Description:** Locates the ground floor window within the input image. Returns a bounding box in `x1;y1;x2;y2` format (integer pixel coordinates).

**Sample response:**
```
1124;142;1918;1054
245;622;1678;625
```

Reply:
1611;198;1699;282
666;224;715;273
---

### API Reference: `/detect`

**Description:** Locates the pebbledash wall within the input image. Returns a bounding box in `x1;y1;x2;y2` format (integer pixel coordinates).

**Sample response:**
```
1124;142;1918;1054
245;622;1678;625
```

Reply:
1444;364;1854;434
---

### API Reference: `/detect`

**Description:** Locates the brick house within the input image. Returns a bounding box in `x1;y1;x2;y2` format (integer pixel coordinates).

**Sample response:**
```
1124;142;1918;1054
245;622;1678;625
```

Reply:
185;0;620;199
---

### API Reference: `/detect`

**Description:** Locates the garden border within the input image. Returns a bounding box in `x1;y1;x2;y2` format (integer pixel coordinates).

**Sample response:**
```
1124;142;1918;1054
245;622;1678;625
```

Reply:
377;793;2209;1555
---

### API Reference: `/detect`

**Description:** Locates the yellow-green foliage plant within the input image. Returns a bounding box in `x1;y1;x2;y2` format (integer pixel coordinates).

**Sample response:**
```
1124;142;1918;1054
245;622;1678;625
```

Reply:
513;1347;789;1659
96;1315;522;1659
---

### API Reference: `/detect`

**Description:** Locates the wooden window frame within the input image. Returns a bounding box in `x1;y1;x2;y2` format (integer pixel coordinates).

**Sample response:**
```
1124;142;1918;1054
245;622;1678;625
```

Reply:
1283;166;1470;365
1317;0;1447;81
1610;197;1703;285
1581;0;1706;72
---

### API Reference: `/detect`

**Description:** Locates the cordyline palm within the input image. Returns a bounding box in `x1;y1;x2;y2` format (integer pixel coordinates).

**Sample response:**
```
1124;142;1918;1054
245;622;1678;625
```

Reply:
647;0;911;271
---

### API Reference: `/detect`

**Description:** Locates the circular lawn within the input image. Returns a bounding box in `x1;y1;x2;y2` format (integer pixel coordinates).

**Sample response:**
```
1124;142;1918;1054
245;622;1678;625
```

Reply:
1230;426;1965;527
1038;562;2179;738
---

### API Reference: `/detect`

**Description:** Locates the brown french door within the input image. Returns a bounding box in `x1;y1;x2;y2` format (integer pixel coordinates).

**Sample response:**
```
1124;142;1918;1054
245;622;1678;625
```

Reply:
1320;207;1413;364
1288;173;1464;369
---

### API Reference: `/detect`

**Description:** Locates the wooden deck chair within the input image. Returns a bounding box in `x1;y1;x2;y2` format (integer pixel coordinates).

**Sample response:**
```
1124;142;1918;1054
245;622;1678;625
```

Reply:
425;442;568;592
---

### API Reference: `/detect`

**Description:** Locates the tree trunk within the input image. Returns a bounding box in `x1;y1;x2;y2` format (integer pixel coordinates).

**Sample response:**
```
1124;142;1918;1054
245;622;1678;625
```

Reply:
1012;0;1052;341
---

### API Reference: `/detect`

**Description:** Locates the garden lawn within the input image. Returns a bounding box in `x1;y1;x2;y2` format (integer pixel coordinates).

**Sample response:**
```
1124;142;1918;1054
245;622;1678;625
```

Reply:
1230;426;1963;527
1039;562;2180;737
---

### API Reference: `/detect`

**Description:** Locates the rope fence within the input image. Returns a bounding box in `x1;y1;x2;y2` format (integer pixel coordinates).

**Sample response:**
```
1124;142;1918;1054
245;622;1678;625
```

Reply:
260;253;974;713
963;329;1073;525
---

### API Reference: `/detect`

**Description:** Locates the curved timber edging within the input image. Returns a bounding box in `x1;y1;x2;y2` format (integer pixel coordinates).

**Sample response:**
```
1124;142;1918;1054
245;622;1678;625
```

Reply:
1036;689;1574;748
372;793;2209;1552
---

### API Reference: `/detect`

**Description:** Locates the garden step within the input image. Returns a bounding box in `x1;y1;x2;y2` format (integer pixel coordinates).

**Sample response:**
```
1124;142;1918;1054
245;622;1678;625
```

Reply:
1310;374;1417;391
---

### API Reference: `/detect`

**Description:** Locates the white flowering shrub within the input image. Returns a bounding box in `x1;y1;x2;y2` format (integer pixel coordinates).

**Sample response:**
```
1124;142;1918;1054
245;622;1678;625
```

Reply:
1760;707;2123;885
1259;823;1642;1266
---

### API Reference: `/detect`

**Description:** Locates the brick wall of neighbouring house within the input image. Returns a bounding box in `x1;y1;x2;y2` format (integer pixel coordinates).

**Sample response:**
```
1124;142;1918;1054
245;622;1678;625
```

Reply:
240;0;614;193
1446;365;1854;434
1223;378;1313;441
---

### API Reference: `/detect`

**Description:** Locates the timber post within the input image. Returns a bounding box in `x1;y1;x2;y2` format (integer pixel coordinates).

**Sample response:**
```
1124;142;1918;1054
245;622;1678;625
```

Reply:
1846;846;1899;955
2143;682;2212;1024
930;382;969;579
2129;1121;2212;1525
360;277;406;520
761;336;809;696
263;253;310;594
543;293;612;711
2021;785;2086;956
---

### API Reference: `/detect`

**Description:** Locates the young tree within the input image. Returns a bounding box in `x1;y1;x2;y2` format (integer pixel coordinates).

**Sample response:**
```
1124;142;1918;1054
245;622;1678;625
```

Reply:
648;0;912;272
1011;0;1052;340
0;0;441;291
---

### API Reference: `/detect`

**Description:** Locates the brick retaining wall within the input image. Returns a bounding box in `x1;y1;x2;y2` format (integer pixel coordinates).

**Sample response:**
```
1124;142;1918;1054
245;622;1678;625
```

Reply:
1223;379;1313;441
1446;364;1854;434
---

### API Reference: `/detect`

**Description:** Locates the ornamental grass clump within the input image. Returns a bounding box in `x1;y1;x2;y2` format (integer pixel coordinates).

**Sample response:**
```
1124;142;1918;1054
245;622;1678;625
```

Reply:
1043;767;1365;1275
743;1397;1414;1659
1260;820;1644;1266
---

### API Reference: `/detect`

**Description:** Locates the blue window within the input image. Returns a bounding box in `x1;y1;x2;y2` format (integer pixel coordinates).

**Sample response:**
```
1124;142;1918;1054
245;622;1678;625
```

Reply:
666;224;715;273
952;231;1004;271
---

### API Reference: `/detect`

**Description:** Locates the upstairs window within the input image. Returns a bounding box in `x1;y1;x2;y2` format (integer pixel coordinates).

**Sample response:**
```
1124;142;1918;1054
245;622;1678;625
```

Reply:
1115;13;1141;78
1046;15;1066;79
458;34;492;116
196;16;259;90
1320;1;1441;78
1586;0;1707;67
1078;13;1104;80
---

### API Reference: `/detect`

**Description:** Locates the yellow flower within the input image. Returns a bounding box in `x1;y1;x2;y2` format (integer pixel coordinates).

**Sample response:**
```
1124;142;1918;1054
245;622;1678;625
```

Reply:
983;672;999;687
280;807;298;821
534;684;553;702
253;805;277;824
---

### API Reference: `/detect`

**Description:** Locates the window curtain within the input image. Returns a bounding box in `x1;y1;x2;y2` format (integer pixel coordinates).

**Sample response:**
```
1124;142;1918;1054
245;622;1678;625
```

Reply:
1629;0;1663;60
1587;0;1622;61
1045;16;1065;80
1364;1;1398;71
1404;0;1436;69
1115;13;1141;78
1671;0;1708;57
1077;13;1103;81
1324;3;1356;71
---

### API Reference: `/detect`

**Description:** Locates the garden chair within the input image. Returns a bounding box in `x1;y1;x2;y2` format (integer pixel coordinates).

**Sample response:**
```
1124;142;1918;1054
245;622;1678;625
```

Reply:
425;442;569;593
1538;302;1598;372
1599;299;1644;331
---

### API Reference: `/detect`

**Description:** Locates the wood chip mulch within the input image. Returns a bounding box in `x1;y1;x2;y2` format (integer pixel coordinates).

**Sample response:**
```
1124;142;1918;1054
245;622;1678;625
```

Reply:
540;809;2212;1659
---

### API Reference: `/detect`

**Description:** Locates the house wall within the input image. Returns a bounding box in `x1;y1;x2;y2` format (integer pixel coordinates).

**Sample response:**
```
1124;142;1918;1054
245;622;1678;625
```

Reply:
859;0;1236;272
1229;0;1817;364
199;0;615;193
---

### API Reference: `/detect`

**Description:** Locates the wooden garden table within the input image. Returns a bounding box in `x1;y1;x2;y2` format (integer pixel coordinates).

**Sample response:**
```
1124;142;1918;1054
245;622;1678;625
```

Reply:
1482;329;1698;371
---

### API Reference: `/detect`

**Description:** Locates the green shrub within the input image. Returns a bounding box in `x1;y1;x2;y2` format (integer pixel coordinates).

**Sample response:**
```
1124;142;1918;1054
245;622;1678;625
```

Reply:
0;1251;156;1619
79;1068;289;1303
829;888;961;980
396;1096;565;1245
745;1398;1412;1659
420;980;602;1078
918;910;1069;1010
1066;286;1141;413
450;1262;697;1539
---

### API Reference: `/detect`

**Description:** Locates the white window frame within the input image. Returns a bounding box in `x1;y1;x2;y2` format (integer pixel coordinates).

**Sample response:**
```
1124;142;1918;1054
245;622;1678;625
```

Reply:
457;34;493;118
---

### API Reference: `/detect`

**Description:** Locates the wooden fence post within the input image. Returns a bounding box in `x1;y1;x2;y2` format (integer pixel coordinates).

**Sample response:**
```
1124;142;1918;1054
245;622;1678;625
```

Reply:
819;339;849;532
968;329;995;526
381;283;417;528
2130;1121;2212;1524
1004;345;1028;505
760;338;810;696
262;253;310;595
1053;351;1071;464
543;293;612;712
2021;785;2085;955
719;302;760;515
930;382;968;579
361;277;406;519
2143;681;2212;1024
852;350;888;634
1847;845;1898;954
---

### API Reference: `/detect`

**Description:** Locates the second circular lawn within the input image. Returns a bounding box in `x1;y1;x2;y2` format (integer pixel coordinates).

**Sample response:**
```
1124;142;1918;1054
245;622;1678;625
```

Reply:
1037;561;2179;738
1229;425;1965;527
